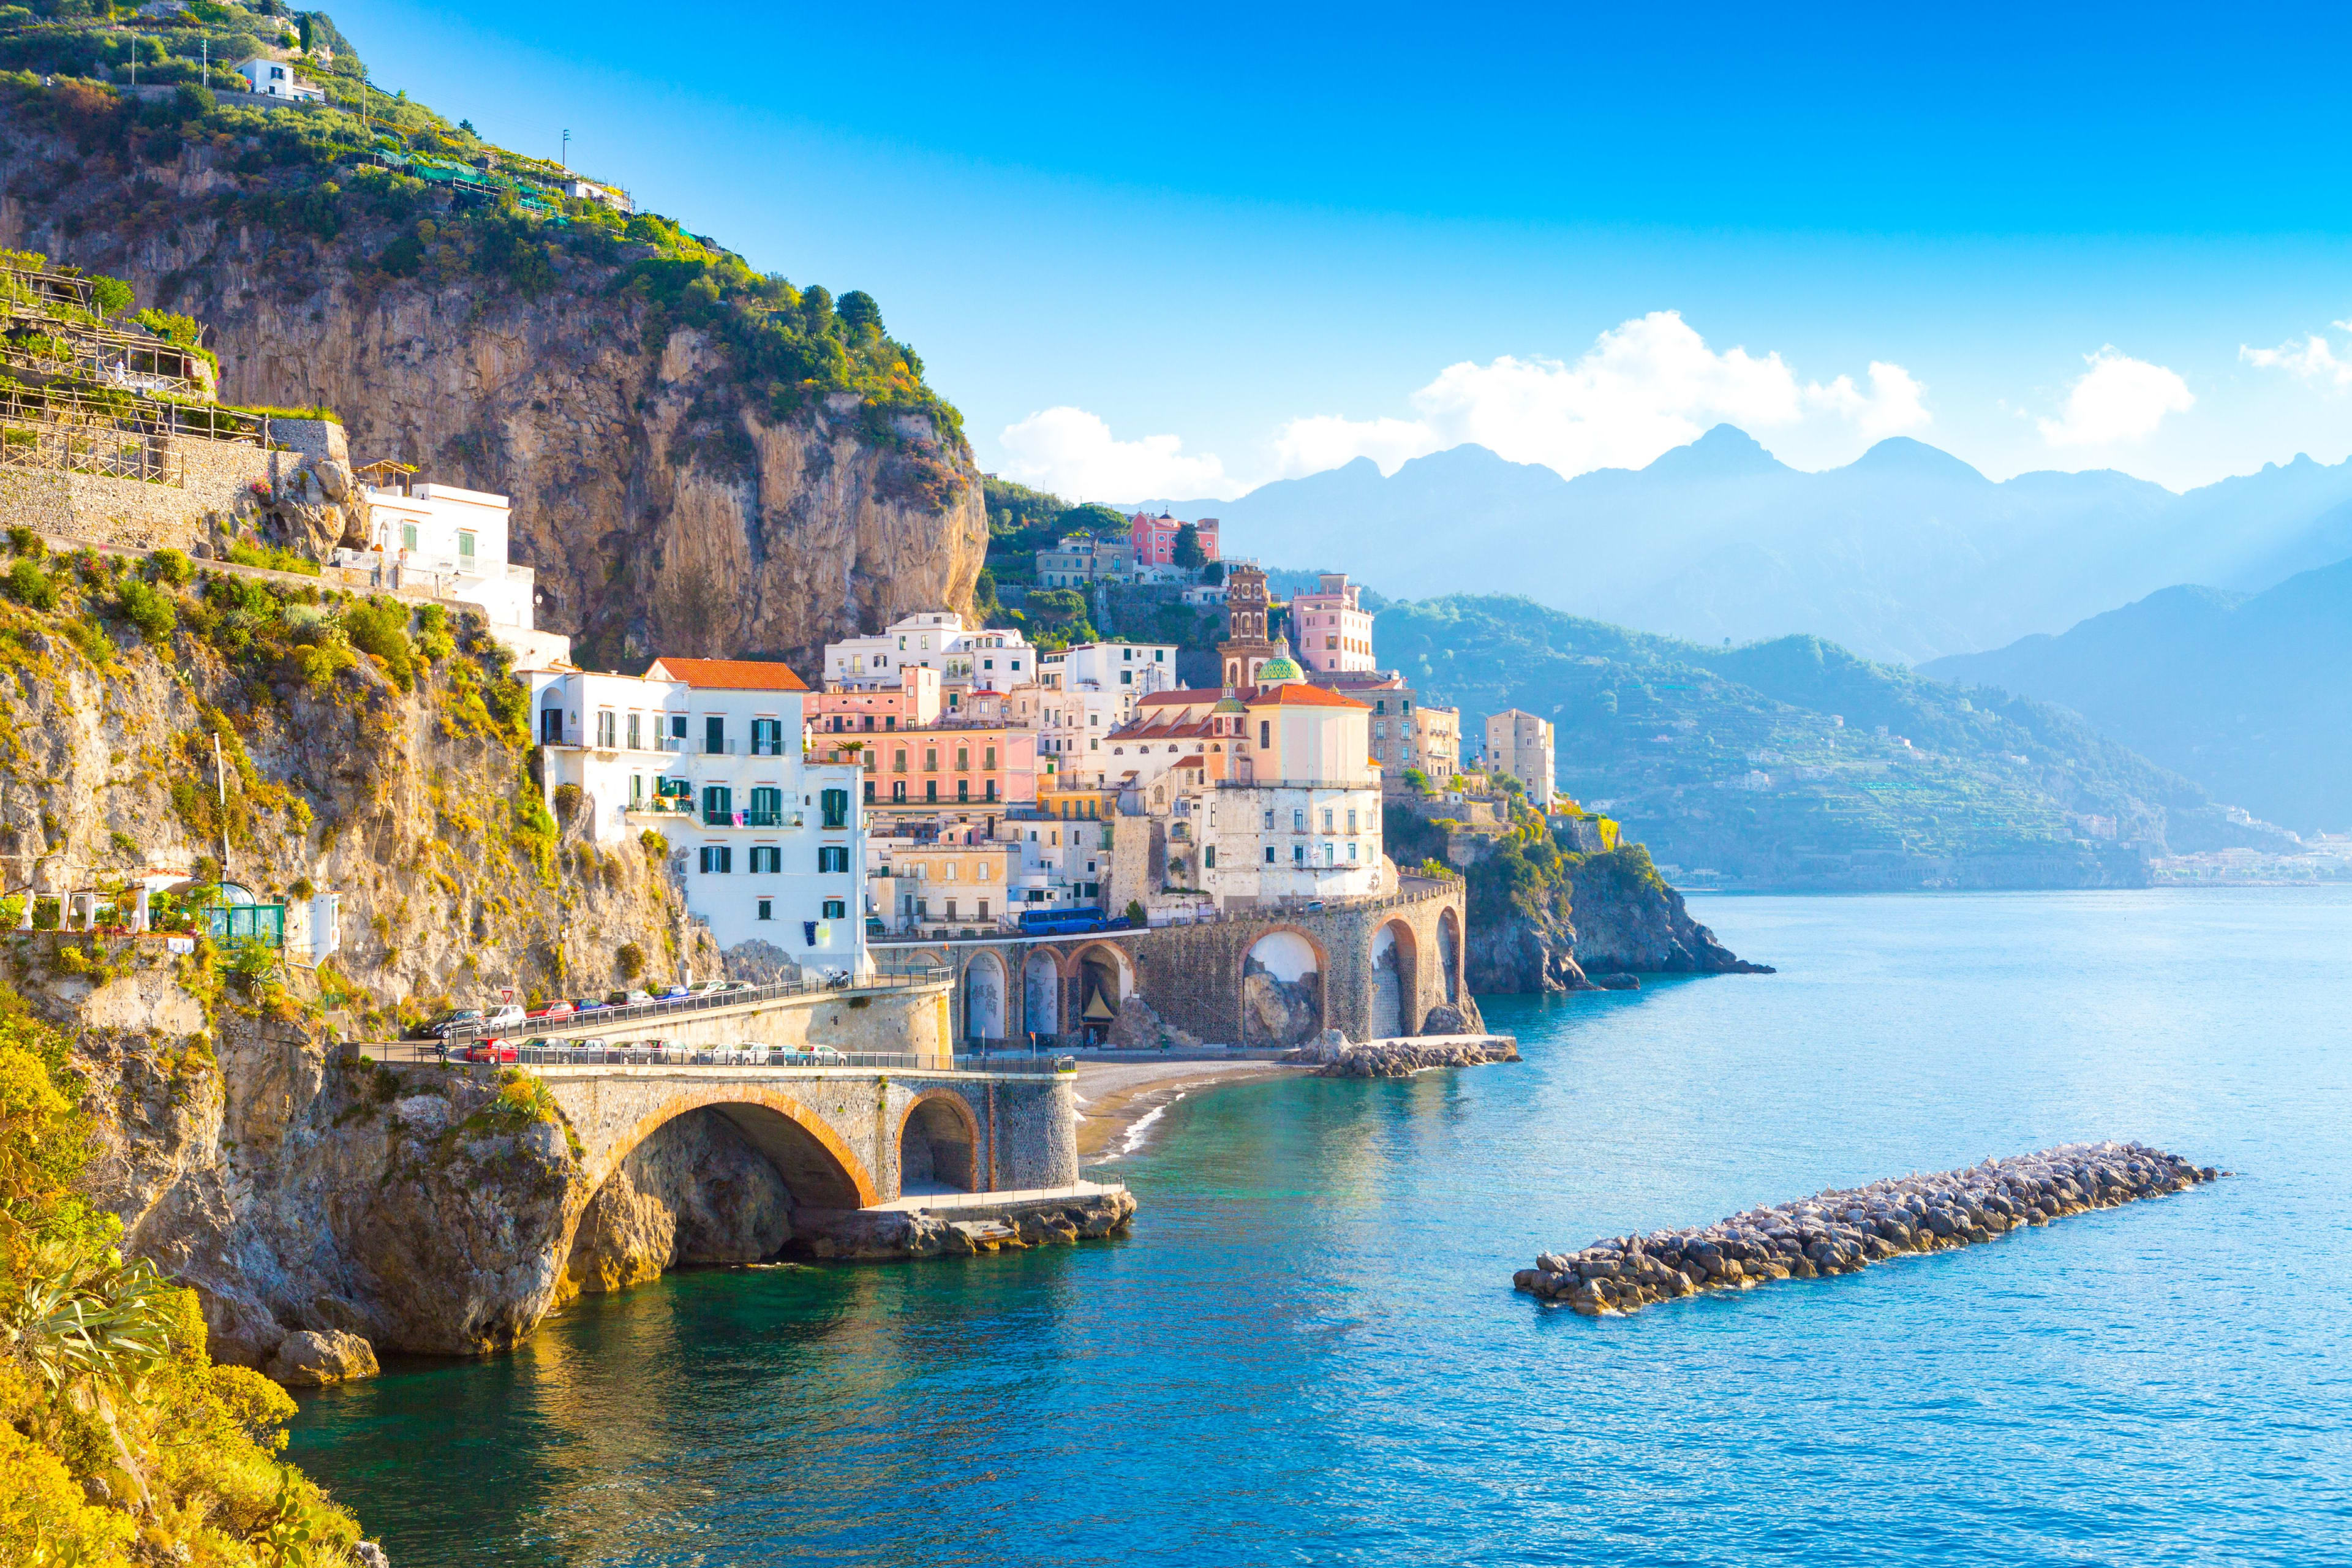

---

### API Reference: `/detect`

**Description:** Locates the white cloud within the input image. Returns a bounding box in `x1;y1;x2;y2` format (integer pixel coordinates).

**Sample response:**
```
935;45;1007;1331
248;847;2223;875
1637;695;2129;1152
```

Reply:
996;405;1239;501
1262;311;1928;480
2037;347;2194;448
2241;323;2352;390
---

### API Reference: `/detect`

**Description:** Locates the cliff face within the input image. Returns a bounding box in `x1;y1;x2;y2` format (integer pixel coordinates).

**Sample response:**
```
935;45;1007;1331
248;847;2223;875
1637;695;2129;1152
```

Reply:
1461;846;1770;992
0;115;988;668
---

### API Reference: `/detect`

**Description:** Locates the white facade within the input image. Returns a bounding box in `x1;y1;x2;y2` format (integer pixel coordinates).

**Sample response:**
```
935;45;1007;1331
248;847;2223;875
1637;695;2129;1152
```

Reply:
1485;708;1557;803
821;611;1035;703
1042;640;1177;699
566;178;633;214
530;659;866;973
234;56;326;100
1194;783;1385;906
336;481;567;665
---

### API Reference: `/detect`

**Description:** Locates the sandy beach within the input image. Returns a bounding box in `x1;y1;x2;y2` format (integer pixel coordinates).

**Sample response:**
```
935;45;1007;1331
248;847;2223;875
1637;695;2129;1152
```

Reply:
1073;1060;1302;1161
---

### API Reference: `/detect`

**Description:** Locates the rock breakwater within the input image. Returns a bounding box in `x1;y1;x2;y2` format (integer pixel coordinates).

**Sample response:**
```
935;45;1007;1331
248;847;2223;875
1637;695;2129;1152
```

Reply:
1284;1033;1521;1079
1514;1142;2220;1316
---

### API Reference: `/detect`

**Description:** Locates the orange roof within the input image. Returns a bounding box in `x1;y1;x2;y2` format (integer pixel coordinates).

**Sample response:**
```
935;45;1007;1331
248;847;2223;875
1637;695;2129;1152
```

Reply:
1248;683;1369;709
647;657;810;692
1136;688;1230;707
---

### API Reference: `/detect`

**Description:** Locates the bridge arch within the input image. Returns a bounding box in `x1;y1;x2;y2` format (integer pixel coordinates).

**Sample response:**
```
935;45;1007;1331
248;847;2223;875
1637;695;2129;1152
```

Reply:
962;950;1008;1042
898;1089;981;1194
1023;948;1061;1037
1242;925;1327;1047
1371;918;1418;1039
1066;941;1134;1042
582;1086;880;1213
1438;906;1464;1005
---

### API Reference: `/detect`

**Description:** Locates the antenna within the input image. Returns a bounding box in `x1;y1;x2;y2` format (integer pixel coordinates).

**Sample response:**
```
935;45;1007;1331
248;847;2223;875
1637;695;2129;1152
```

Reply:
562;128;570;173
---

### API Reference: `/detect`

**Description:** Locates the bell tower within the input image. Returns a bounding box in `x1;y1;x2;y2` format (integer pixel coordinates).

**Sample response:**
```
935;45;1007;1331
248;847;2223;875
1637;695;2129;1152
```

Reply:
1218;560;1278;688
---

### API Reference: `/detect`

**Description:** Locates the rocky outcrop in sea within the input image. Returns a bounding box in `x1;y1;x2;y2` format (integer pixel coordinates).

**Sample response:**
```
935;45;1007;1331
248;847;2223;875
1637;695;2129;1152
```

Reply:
1283;1031;1520;1078
1513;1142;2219;1316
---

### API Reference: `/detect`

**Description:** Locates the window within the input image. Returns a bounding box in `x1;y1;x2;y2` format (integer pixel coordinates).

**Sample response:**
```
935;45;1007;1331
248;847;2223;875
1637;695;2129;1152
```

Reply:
704;717;725;755
1120;670;1133;685
1322;808;1334;831
749;846;782;874
1294;809;1307;831
748;786;783;826
1324;843;1336;865
698;845;732;874
1011;659;1022;671
894;749;908;773
1264;845;1276;864
757;898;772;921
1155;649;1166;662
976;862;992;881
400;524;418;557
925;747;940;772
864;780;876;804
818;846;850;873
1260;720;1271;748
820;788;849;829
630;774;644;803
984;746;997;771
540;706;562;745
984;778;997;802
892;781;907;802
956;747;970;771
957;779;970;802
823;898;846;919
595;710;616;748
925;780;938;802
671;714;687;746
752;718;784;756
1376;699;1387;715
627;712;642;750
1348;809;1359;832
1262;809;1275;829
1348;842;1360;862
458;530;477;561
1205;845;1217;868
702;785;731;826
1294;845;1307;865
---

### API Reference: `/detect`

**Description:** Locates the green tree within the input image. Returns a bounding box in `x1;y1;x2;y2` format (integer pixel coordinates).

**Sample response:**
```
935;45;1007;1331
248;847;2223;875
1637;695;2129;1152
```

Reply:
837;290;883;343
1056;502;1128;537
1172;522;1205;570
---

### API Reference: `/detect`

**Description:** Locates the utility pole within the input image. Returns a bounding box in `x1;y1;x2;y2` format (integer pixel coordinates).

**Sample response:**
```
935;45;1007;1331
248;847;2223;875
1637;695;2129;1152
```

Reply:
201;37;208;90
561;128;570;173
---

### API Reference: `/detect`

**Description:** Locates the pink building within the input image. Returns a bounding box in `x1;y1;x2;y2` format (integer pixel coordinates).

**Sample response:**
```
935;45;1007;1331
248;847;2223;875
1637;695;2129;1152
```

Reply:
1290;572;1376;677
1129;510;1219;567
804;665;942;737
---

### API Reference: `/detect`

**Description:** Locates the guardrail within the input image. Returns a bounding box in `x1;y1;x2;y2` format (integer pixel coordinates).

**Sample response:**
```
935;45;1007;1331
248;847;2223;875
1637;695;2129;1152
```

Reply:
434;965;951;1044
369;1041;1074;1075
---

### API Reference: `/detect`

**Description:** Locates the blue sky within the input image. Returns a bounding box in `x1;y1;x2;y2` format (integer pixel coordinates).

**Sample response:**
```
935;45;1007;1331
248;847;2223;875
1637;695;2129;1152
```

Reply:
337;1;2352;497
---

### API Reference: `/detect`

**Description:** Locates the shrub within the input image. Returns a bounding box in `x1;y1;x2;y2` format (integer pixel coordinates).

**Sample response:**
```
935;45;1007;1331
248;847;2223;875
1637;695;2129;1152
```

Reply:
147;548;193;586
89;274;134;317
4;527;41;559
552;782;581;823
115;579;176;646
2;559;56;611
342;599;415;689
616;941;644;979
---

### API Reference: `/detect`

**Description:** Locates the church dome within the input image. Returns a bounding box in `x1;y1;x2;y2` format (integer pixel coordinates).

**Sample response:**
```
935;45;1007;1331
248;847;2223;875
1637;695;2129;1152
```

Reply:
1254;638;1303;686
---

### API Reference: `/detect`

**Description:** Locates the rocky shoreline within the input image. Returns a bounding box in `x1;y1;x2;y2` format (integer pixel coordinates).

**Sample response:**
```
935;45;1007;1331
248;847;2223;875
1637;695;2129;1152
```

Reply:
1514;1142;2221;1316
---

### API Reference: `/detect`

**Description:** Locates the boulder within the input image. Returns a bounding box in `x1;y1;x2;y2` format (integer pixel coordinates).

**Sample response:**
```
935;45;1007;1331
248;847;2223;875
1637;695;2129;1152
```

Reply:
264;1330;380;1389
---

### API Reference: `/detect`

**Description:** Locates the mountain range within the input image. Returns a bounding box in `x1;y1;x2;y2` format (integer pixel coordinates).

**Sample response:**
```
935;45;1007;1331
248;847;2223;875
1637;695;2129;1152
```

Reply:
1376;596;2297;891
1922;556;2352;834
1147;429;2352;665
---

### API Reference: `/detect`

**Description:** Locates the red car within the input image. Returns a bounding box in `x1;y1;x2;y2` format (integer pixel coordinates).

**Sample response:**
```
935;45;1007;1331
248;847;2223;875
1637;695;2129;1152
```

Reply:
464;1039;518;1065
527;1000;575;1022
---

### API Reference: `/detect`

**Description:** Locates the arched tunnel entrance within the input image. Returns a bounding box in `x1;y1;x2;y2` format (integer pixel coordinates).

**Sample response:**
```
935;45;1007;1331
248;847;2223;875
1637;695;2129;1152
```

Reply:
562;1097;872;1300
899;1093;979;1195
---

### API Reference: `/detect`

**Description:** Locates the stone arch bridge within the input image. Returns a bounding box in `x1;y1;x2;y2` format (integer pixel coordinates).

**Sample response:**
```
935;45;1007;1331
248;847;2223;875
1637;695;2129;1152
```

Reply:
883;875;1472;1048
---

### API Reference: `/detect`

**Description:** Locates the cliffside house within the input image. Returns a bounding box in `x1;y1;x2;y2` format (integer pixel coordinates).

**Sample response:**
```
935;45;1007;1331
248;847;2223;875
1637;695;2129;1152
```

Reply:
1028;641;1176;786
1485;708;1558;805
336;470;567;666
233;55;326;102
1291;573;1378;678
865;840;1022;937
1034;533;1133;587
1129;509;1219;567
529;657;867;974
805;665;943;735
826;722;1041;816
565;178;634;214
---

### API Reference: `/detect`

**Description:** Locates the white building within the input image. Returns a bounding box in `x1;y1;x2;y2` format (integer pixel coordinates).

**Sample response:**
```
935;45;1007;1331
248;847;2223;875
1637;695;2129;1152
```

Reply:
566;178;633;214
530;657;866;974
233;55;326;101
336;478;567;666
821;611;1035;708
1485;708;1557;804
1290;573;1378;678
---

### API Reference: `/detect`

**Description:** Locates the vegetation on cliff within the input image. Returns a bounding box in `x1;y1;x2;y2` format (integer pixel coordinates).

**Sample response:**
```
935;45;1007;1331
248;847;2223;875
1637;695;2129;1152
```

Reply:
0;993;368;1566
1379;594;2293;890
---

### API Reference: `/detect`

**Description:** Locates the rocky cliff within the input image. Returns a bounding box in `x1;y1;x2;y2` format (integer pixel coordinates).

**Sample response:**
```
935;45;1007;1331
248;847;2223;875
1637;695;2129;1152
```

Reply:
1561;846;1771;978
0;83;988;668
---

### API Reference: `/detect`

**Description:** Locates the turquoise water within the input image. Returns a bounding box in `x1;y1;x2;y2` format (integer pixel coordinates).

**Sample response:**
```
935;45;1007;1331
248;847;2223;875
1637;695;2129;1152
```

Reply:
286;891;2352;1566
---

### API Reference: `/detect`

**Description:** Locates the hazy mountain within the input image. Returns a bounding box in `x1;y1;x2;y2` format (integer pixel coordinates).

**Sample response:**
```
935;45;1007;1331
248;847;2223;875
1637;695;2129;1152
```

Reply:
1148;431;2352;665
1375;595;2296;891
1921;556;2352;833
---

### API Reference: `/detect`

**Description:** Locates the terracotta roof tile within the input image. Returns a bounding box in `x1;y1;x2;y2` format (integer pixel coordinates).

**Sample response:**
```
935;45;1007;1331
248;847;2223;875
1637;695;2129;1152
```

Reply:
1248;684;1370;709
647;657;810;692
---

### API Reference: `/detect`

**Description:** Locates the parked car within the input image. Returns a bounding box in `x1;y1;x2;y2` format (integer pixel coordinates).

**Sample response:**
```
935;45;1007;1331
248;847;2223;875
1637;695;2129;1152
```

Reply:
690;979;732;997
778;1044;845;1066
484;1005;526;1031
711;1041;767;1065
568;997;609;1015
464;1038;518;1065
605;989;655;1008
411;1008;481;1040
528;1000;575;1022
655;985;691;1001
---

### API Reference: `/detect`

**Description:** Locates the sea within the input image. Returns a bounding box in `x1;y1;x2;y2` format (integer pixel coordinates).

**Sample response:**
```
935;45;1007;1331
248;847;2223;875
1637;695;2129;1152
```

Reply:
285;889;2352;1566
